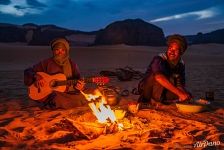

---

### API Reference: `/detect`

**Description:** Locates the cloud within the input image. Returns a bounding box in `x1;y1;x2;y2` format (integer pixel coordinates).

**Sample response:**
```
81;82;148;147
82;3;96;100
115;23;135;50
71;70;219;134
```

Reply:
26;0;46;8
0;0;46;16
0;0;11;5
150;7;219;23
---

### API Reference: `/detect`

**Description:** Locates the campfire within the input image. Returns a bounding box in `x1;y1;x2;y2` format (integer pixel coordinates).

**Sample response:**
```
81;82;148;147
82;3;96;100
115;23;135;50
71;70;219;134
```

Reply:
46;89;155;144
80;90;125;131
58;89;135;140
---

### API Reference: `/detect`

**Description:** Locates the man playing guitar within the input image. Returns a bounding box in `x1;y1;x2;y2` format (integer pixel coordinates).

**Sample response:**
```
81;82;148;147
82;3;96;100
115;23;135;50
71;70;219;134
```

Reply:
24;38;88;109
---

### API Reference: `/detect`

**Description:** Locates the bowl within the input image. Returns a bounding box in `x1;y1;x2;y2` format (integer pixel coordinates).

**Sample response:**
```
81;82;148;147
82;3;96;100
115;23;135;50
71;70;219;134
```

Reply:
114;109;126;120
176;99;210;113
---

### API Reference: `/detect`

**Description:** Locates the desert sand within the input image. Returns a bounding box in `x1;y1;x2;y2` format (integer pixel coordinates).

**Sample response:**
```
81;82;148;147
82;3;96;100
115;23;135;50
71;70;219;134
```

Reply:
0;43;224;149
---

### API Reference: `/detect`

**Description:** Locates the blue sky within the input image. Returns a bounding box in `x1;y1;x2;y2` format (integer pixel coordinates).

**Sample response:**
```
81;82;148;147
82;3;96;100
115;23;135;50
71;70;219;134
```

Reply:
0;0;224;35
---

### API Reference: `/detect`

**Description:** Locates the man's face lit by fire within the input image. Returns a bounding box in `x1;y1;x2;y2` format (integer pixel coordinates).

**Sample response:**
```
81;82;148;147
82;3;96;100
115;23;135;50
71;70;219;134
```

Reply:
167;42;181;62
53;48;66;58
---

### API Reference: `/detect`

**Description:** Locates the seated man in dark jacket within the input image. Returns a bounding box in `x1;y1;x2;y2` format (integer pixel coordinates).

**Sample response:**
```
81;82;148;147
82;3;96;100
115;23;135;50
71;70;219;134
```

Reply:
138;34;192;105
24;38;86;109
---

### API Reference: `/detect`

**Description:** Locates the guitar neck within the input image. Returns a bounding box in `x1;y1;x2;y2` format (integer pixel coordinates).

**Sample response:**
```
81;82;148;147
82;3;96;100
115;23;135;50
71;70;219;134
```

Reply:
55;78;92;86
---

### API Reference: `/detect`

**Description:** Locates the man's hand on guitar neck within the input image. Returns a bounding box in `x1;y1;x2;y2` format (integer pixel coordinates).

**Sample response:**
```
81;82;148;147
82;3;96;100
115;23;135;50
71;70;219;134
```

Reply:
34;74;46;88
75;79;85;91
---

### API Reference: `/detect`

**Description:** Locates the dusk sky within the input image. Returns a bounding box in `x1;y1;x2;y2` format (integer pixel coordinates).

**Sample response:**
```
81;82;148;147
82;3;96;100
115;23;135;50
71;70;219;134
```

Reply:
0;0;224;36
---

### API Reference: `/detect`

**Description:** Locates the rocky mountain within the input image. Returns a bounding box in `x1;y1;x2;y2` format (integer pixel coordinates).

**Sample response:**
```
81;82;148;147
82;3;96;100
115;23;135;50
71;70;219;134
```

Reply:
94;19;166;46
0;23;27;43
185;29;224;44
0;23;96;46
1;20;224;46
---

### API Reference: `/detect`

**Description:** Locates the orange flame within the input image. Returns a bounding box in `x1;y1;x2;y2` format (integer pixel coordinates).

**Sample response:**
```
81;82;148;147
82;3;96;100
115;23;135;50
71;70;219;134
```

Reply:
80;90;116;124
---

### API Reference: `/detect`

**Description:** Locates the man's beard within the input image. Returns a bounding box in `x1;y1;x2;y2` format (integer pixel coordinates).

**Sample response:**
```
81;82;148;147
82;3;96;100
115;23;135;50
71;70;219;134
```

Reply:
53;54;69;66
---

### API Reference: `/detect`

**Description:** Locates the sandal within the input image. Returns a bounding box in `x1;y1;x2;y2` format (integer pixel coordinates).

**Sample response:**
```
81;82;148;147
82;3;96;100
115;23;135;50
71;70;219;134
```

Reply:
120;89;129;97
131;88;140;95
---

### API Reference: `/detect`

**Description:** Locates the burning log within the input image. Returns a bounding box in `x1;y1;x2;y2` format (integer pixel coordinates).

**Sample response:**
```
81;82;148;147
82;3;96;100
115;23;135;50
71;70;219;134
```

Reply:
66;118;106;140
65;118;124;140
47;110;152;141
55;90;134;140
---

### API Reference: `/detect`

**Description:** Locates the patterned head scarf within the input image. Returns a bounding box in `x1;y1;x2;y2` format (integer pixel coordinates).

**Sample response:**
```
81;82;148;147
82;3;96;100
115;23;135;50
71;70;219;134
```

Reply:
51;38;70;52
50;38;72;78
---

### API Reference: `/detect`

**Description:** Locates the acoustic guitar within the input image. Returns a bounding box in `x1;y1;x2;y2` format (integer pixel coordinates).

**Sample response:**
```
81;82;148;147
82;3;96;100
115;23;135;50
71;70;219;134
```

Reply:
28;72;110;100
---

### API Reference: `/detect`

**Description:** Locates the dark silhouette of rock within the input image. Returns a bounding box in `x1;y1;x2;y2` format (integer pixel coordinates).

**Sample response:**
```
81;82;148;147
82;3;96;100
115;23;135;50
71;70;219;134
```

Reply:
22;23;38;29
21;23;39;43
0;23;26;43
185;29;224;44
28;25;97;46
0;23;98;46
28;25;76;45
1;21;224;46
94;19;166;46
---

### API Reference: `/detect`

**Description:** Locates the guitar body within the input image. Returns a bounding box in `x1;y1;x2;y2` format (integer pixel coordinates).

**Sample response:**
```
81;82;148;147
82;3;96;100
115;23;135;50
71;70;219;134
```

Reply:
28;72;67;100
28;72;110;101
